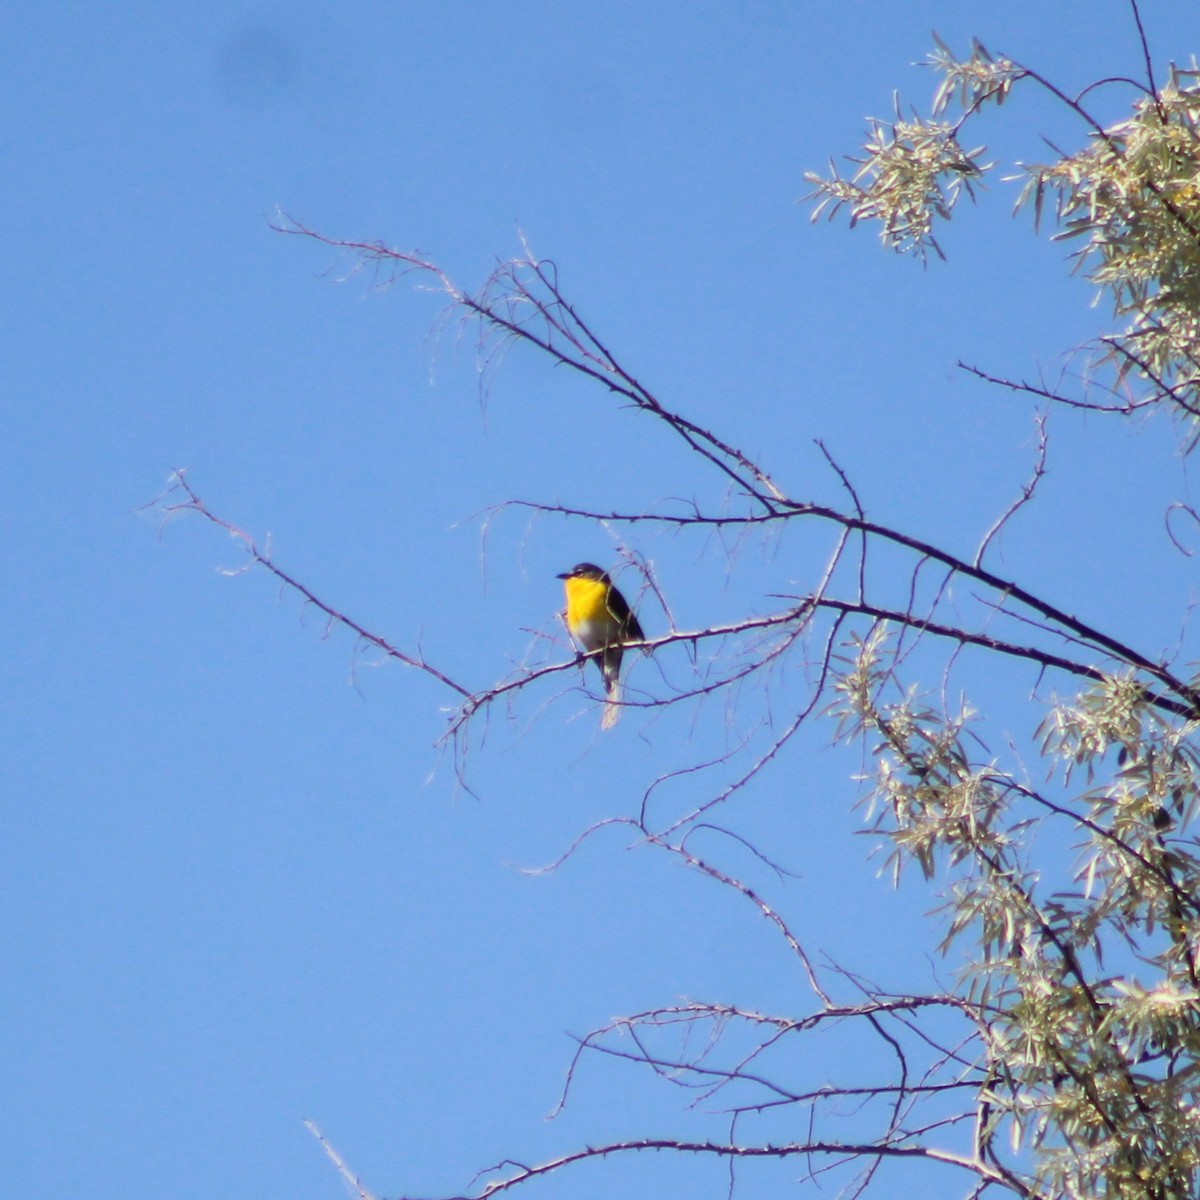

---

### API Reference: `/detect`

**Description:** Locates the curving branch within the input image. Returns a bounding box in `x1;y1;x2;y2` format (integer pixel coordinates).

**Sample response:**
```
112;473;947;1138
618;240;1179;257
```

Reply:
436;1134;1034;1200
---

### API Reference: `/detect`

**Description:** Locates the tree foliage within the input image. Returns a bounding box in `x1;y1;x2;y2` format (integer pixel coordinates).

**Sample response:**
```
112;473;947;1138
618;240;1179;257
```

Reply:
808;28;1200;433
166;7;1200;1198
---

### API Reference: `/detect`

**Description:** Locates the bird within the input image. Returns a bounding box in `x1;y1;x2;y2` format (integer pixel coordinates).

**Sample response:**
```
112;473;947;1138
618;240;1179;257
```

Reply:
557;562;645;729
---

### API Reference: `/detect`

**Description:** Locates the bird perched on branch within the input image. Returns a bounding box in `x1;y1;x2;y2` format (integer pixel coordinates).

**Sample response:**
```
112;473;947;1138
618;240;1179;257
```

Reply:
557;562;645;729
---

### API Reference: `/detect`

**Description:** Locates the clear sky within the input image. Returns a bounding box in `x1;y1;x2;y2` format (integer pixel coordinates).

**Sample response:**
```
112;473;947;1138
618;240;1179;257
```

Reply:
4;3;1199;1198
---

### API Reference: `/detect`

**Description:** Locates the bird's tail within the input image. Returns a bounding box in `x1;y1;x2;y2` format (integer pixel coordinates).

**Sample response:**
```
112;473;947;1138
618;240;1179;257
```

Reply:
601;648;623;729
602;680;621;730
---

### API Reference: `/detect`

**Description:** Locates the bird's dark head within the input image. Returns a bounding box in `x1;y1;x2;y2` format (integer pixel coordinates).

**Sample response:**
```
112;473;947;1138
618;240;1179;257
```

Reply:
557;562;609;582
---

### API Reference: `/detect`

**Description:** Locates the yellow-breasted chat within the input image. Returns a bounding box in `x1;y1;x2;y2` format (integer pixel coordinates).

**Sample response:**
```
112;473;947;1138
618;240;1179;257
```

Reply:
557;562;645;729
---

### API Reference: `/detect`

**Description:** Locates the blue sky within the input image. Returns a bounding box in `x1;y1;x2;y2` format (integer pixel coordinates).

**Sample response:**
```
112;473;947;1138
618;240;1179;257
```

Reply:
5;3;1200;1198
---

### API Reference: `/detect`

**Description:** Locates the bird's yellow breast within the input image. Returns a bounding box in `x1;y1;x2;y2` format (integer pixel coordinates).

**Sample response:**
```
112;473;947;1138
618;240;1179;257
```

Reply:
564;575;619;648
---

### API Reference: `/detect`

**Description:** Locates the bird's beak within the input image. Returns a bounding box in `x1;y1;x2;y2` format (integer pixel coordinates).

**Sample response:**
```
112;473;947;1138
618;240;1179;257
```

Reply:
556;571;570;579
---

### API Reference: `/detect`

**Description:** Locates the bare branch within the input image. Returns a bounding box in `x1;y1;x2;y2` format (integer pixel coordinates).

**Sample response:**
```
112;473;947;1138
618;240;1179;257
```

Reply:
431;1134;1031;1200
151;472;472;699
974;413;1048;568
